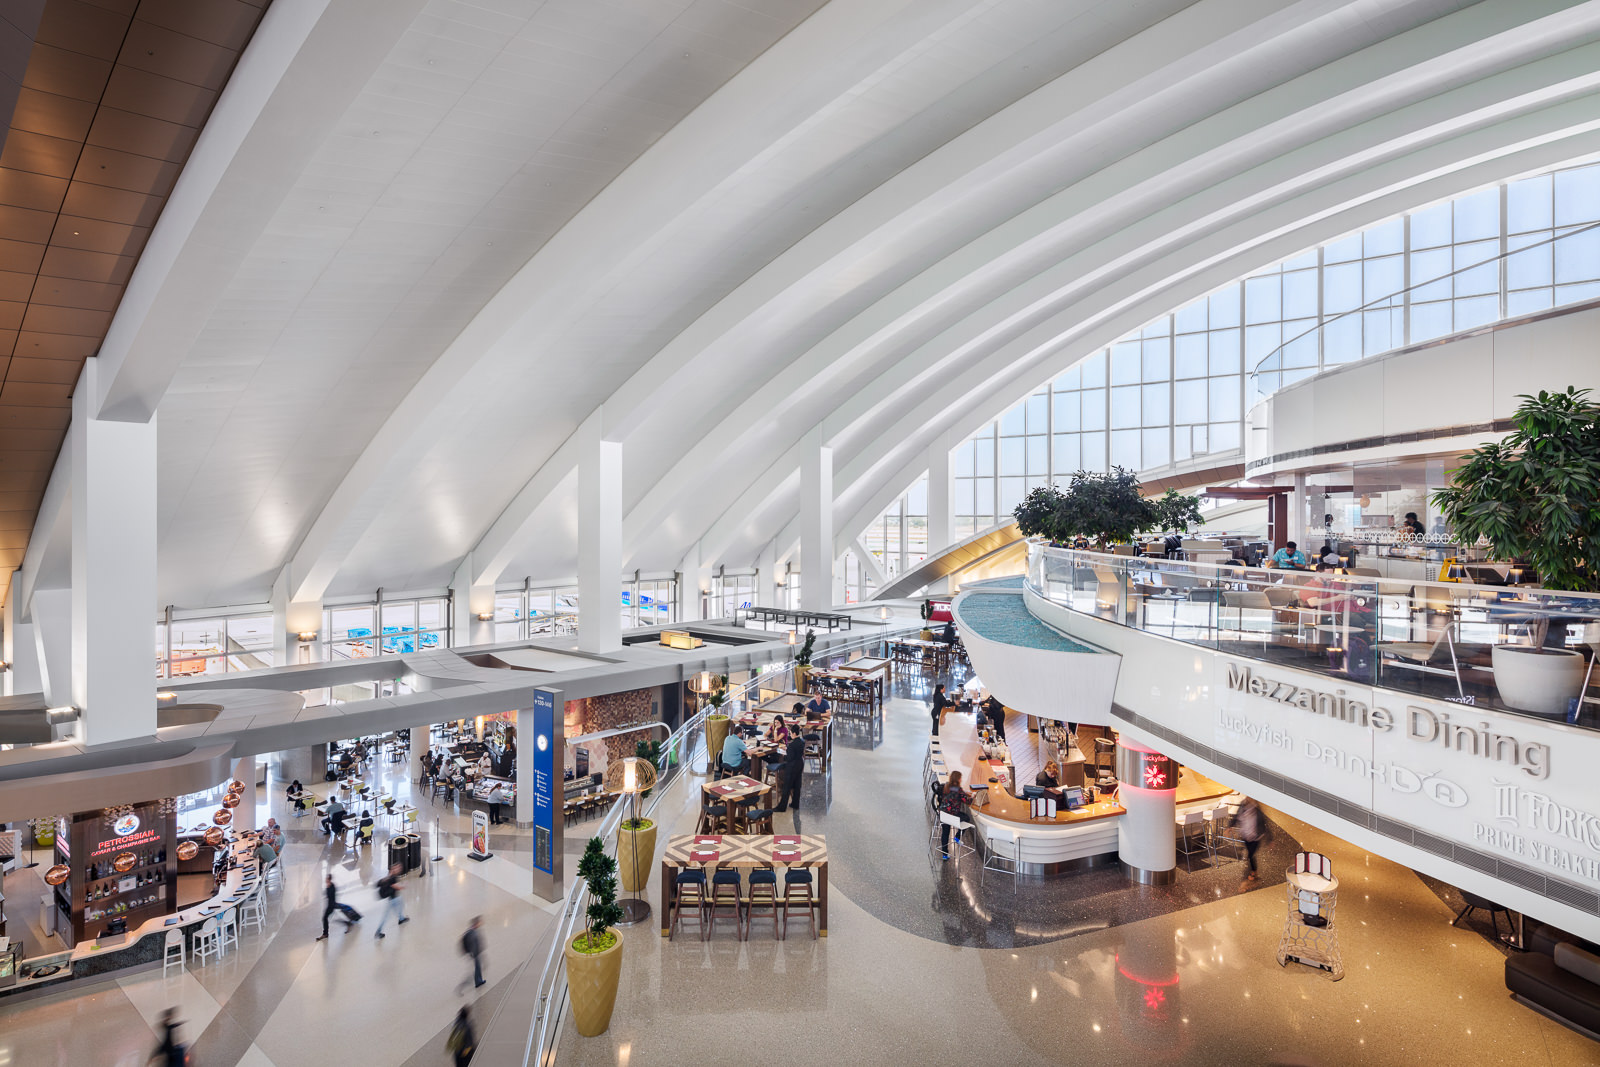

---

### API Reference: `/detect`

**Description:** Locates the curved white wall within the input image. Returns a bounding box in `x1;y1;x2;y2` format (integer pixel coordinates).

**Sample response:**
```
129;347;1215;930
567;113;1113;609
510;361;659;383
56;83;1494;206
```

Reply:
1246;301;1600;478
953;590;1120;726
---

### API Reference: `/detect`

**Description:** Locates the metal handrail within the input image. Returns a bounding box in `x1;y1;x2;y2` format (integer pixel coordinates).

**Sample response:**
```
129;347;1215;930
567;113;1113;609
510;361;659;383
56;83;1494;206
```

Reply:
523;624;919;1066
1248;219;1600;398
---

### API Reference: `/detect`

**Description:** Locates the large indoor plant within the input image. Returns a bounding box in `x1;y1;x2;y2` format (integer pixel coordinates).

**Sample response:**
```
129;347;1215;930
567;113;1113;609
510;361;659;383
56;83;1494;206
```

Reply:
565;837;626;1037
918;599;935;640
1433;388;1600;715
1151;488;1204;535
703;673;732;772
1012;468;1158;548
793;629;816;692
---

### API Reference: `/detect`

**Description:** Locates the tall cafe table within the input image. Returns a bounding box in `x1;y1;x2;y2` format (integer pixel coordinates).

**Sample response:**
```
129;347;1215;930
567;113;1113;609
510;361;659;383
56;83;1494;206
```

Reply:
659;833;829;938
743;699;833;768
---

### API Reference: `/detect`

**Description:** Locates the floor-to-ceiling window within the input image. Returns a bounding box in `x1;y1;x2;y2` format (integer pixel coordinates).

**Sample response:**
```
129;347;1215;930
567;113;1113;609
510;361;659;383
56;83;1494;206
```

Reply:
156;610;274;679
951;159;1600;538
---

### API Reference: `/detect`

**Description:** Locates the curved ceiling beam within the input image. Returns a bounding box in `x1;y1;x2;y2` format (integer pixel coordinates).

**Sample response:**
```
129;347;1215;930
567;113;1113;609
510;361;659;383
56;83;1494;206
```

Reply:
628;15;1600;571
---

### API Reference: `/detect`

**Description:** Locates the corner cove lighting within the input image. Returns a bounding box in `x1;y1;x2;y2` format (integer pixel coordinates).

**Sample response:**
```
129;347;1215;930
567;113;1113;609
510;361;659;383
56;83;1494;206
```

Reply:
296;631;318;642
156;691;178;704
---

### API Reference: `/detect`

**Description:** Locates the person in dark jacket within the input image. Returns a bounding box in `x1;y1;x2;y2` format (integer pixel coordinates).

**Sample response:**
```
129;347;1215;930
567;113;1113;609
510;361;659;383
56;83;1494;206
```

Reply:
458;915;486;991
153;1008;186;1067
930;683;954;736
980;694;1007;741
938;771;974;858
447;1005;476;1065
774;729;806;813
939;621;956;646
316;873;361;939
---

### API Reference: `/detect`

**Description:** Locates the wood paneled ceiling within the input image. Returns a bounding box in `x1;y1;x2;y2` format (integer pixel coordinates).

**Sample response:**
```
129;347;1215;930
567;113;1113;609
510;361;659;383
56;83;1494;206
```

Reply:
0;0;268;607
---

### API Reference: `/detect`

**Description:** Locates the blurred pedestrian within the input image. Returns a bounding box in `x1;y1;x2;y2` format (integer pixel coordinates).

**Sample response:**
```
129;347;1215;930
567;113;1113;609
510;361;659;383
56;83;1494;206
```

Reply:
315;873;361;940
446;1005;476;1065
150;1007;186;1066
373;862;409;938
457;915;486;992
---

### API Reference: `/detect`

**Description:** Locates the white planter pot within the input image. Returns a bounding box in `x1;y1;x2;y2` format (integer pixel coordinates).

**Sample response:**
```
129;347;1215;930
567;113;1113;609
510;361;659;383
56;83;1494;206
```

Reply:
1491;645;1587;718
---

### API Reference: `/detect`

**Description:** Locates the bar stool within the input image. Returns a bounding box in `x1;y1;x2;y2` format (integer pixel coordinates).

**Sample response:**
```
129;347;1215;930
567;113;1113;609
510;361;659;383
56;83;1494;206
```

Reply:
779;868;816;940
743;807;775;835
217;905;239;954
163;928;186;976
671;869;708;940
239;887;266;935
696;799;730;835
707;869;743;939
192;917;222;965
746;868;779;940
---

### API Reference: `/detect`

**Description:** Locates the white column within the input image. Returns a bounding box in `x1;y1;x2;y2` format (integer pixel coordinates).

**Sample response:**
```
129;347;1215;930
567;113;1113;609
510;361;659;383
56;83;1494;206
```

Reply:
409;725;428;790
677;541;707;622
232;757;257;833
927;441;951;552
800;438;833;612
451;554;496;646
577;411;622;653
31;586;71;708
754;540;777;608
70;357;158;745
271;567;323;667
3;586;41;696
1115;740;1178;884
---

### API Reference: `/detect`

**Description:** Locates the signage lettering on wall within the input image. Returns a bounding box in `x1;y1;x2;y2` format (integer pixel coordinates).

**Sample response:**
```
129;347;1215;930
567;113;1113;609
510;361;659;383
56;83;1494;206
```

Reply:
1225;663;1550;779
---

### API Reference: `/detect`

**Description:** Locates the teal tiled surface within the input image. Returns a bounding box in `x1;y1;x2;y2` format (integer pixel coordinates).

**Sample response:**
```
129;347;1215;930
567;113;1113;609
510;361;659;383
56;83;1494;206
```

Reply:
957;593;1098;653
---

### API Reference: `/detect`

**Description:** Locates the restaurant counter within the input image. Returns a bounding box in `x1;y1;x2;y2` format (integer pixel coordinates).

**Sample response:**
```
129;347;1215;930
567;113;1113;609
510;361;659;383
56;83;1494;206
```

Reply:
3;836;263;1000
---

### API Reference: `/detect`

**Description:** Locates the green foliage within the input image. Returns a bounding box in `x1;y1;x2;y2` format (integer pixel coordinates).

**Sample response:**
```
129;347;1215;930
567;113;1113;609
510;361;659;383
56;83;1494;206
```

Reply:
919;599;933;621
794;629;816;667
576;836;623;951
1011;468;1158;547
1433;388;1600;593
705;673;731;710
1151;488;1204;533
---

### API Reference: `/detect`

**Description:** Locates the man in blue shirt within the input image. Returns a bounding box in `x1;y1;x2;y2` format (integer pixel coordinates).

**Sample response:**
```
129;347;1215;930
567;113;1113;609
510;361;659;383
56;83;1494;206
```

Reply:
1271;541;1308;570
720;729;747;777
804;693;831;718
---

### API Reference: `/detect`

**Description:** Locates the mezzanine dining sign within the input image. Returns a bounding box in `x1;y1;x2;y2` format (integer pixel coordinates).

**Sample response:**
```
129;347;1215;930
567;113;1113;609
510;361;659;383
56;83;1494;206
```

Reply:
1224;663;1550;781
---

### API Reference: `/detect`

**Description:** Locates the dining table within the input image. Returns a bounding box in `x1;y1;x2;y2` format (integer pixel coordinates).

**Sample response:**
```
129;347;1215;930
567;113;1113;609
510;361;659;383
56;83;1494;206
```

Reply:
659;833;829;938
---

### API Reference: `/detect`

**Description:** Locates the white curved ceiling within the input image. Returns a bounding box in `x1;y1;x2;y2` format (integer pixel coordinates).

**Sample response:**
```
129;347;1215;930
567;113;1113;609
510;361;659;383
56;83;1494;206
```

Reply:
62;0;1600;608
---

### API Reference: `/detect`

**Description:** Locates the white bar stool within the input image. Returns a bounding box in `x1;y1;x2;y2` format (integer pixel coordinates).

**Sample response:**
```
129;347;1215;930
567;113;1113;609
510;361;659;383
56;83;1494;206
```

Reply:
192;917;222;965
162;928;186;976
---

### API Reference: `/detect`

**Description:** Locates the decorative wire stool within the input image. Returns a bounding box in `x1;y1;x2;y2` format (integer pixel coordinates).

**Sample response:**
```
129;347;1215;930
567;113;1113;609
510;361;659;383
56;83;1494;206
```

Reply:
1276;853;1343;980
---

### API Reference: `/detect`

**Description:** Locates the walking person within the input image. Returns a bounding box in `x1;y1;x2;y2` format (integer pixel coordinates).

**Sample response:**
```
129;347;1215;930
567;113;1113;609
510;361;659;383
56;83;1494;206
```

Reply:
1232;796;1268;889
929;683;954;736
773;728;805;813
150;1007;186;1067
373;862;410;938
446;1005;476;1065
458;915;486;992
315;873;361;940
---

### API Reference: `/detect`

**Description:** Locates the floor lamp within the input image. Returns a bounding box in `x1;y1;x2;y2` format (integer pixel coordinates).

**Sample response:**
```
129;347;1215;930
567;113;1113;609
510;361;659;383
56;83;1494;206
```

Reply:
606;755;657;926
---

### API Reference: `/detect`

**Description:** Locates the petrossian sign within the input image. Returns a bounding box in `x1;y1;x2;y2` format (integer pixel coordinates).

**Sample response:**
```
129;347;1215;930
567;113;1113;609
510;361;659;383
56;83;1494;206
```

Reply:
1224;663;1551;780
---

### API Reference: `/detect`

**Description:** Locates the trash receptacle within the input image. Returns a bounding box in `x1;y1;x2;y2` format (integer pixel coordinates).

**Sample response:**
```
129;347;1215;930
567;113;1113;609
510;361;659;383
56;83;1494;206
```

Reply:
405;833;422;871
387;836;410;873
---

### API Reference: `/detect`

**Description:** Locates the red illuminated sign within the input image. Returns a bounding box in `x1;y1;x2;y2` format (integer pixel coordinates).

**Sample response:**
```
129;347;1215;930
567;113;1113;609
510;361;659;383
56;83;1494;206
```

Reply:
1143;764;1168;789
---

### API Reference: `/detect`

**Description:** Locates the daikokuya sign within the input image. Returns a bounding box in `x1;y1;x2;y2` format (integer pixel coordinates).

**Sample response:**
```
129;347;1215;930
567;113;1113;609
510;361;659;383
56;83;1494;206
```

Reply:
1212;657;1596;892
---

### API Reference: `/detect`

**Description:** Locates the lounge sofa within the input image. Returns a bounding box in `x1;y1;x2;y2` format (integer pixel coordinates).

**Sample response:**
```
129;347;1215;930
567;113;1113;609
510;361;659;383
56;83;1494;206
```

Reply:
1505;923;1600;1037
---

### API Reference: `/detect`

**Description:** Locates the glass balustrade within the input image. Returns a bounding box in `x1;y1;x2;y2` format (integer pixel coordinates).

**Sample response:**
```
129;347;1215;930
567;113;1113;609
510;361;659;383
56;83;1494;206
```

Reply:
1026;542;1600;727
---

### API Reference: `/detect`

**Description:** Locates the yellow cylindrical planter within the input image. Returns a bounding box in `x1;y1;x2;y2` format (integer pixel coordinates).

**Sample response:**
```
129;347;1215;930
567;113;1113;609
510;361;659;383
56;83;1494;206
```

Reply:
616;820;656;893
794;665;809;694
705;715;731;766
565;930;624;1037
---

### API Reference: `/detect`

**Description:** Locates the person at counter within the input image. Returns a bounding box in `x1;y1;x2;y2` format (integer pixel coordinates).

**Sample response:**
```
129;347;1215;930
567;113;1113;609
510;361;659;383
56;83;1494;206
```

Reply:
937;770;974;858
804;692;831;718
261;818;283;851
1034;761;1062;798
1270;541;1308;570
486;783;510;826
766;712;795;746
477;752;492;779
930;683;954;736
720;728;748;777
980;694;1007;742
940;620;956;646
1402;511;1425;536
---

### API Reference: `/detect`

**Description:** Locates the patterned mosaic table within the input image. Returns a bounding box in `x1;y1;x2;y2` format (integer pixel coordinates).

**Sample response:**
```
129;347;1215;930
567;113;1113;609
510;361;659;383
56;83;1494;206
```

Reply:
659;833;829;937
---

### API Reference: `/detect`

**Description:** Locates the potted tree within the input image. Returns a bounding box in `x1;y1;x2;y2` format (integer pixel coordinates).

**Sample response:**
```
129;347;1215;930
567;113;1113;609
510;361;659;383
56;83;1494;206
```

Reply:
1151;488;1203;538
29;816;56;848
793;629;816;692
919;600;936;641
702;674;732;771
1434;388;1600;715
565;837;625;1037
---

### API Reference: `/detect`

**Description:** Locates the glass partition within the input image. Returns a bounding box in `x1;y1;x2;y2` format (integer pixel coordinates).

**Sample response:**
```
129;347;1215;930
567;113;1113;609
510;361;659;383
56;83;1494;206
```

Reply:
1027;542;1600;728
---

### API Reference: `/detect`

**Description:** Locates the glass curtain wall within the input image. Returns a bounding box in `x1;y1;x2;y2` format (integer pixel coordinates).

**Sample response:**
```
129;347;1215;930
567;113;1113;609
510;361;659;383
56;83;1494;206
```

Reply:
323;595;450;661
156;611;274;679
951;159;1600;536
709;573;756;620
622;578;677;629
859;475;929;583
493;585;579;641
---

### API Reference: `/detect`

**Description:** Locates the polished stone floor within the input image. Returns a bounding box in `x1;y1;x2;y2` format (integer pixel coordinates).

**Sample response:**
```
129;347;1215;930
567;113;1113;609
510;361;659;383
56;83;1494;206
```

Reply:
0;748;564;1067
558;654;1600;1066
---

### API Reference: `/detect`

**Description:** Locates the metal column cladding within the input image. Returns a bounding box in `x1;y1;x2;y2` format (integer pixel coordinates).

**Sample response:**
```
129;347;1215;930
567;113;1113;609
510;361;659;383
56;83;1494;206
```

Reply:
1116;745;1180;791
531;687;563;901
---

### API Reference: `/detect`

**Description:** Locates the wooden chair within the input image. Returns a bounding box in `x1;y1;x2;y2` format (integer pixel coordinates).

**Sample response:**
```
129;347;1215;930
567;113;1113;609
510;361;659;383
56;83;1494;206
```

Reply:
670;869;707;940
780;869;817;940
745;869;780;939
